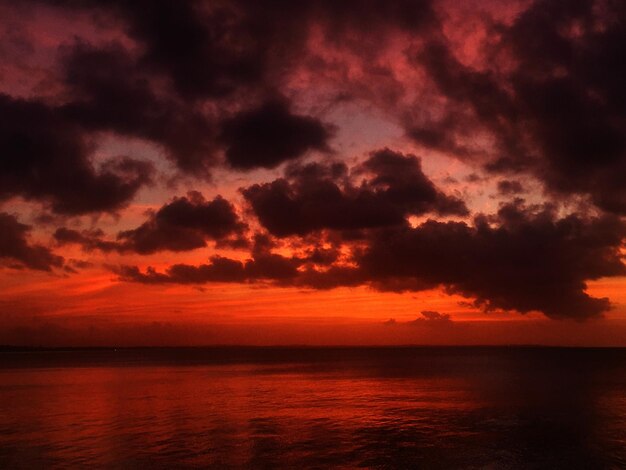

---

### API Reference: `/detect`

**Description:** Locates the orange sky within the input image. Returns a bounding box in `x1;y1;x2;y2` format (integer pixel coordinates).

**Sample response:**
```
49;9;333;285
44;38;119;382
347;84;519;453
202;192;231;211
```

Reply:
2;266;625;346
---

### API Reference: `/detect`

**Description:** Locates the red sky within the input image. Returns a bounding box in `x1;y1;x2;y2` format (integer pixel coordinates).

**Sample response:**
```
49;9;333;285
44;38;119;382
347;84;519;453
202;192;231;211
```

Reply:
0;0;625;346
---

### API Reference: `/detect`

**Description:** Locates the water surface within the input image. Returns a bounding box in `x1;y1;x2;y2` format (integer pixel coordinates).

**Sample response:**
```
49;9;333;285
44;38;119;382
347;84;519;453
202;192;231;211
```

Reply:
1;347;625;468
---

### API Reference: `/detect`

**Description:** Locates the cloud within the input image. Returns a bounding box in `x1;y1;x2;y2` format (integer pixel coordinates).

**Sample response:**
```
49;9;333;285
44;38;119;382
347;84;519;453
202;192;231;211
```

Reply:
113;0;272;100
0;213;63;271
220;99;332;170
360;149;469;215
55;192;247;254
8;0;623;214
116;252;300;285
108;0;436;100
413;311;451;324
242;149;467;237
410;0;626;215
0;94;153;215
116;257;247;284
54;227;120;253
62;42;333;174
60;42;219;174
116;201;626;320
497;180;524;196
118;192;246;254
383;311;453;326
4;0;430;180
357;202;625;319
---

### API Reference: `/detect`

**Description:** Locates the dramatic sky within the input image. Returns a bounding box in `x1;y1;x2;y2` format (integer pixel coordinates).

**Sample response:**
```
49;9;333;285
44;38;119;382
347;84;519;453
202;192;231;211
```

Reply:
0;0;625;346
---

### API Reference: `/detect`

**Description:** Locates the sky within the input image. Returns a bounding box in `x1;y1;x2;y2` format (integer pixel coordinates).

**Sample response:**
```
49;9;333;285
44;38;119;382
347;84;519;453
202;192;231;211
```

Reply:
0;0;625;346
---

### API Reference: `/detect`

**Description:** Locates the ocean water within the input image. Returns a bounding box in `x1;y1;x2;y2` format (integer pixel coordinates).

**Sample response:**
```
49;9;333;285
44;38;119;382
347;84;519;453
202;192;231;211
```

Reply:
1;347;625;469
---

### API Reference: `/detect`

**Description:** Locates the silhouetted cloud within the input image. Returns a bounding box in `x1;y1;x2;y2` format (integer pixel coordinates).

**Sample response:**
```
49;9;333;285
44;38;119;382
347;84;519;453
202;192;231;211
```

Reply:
5;0;624;214
117;201;625;319
117;0;269;100
54;228;120;253
116;253;300;285
60;42;217;173
0;95;153;214
358;202;625;319
497;180;524;196
116;256;247;284
55;192;247;254
411;0;626;215
0;213;63;271
242;149;467;237
220;99;332;169
412;311;451;324
118;192;246;254
383;311;453;326
104;0;436;100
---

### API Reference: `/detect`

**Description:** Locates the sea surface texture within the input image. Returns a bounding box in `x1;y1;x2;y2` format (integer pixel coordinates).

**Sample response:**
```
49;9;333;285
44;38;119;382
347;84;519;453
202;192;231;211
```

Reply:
1;347;625;469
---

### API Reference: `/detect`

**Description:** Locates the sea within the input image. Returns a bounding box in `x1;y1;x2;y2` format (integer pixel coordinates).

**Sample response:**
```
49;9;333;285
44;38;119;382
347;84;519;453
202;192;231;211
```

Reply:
1;347;625;469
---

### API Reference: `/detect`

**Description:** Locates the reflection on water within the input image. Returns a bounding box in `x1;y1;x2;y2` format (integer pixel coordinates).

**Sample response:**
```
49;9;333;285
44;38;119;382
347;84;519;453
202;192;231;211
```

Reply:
1;347;625;468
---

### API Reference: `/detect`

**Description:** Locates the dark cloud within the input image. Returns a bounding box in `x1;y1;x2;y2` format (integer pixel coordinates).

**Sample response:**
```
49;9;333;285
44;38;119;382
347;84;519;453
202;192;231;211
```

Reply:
3;0;328;182
116;256;247;284
497;180;524;196
118;202;625;320
10;0;622;213
60;42;217;173
55;192;246;254
294;265;364;290
384;311;453;326
412;40;524;165
116;250;301;285
301;246;340;266
358;202;625;319
0;213;63;271
107;0;436;99
118;0;271;100
0;94;153;214
114;230;343;285
360;149;469;215
118;192;246;254
118;246;359;287
242;149;468;237
0;0;434;191
53;228;120;253
66;259;94;270
413;311;451;324
412;0;626;215
220;99;332;170
61;42;333;174
506;1;626;214
14;0;430;175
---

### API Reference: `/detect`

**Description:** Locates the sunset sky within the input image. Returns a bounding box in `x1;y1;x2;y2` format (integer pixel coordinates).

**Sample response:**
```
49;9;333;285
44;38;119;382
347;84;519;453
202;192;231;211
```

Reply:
0;0;625;346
